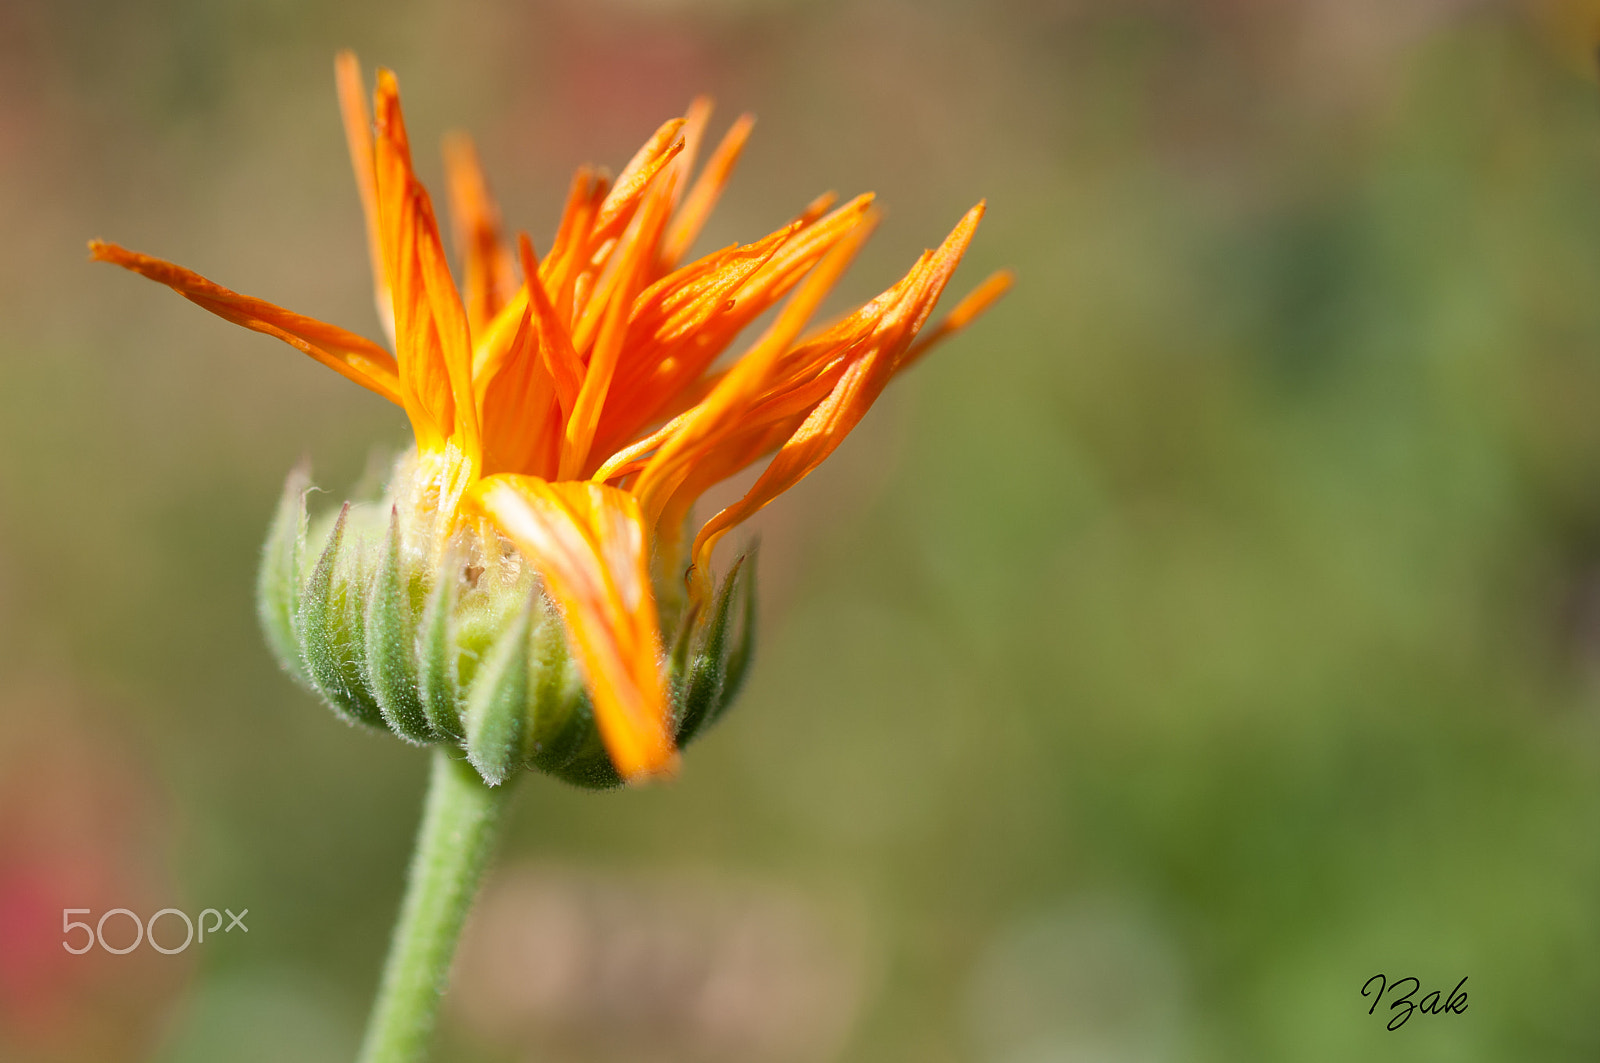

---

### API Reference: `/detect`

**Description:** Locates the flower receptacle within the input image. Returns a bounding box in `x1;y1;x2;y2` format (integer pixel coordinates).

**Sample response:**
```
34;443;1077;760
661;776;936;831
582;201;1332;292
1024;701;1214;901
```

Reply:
257;456;756;789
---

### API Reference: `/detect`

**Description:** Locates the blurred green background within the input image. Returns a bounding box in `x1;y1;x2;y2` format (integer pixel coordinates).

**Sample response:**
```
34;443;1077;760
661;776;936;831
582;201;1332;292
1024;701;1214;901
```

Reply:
7;0;1600;1059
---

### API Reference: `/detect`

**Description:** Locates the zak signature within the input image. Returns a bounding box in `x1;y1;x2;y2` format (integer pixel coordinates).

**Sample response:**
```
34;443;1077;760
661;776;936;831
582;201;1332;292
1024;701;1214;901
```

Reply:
1361;974;1467;1030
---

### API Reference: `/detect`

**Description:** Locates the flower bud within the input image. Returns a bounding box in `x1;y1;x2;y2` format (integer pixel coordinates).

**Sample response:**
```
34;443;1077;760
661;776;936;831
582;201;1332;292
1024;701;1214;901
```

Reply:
257;452;755;789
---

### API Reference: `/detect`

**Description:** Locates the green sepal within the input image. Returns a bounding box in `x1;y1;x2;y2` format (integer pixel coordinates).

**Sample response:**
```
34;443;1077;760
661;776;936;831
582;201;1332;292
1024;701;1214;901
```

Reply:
258;465;311;686
417;552;463;741
545;725;623;790
463;597;535;786
256;454;766;789
714;545;758;726
525;606;620;790
673;549;757;747
298;504;385;728
365;507;432;743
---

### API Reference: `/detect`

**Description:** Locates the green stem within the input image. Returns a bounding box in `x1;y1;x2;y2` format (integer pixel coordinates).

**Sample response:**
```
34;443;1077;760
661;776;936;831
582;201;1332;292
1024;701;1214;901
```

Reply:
357;748;510;1063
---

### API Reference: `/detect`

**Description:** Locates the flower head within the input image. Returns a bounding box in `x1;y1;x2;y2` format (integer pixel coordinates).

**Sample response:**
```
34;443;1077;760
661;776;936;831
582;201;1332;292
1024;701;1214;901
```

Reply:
91;53;1009;785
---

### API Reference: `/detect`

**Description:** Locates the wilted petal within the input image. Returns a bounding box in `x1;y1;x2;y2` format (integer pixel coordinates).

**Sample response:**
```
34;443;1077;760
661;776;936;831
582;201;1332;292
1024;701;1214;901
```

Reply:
472;475;677;782
88;241;402;403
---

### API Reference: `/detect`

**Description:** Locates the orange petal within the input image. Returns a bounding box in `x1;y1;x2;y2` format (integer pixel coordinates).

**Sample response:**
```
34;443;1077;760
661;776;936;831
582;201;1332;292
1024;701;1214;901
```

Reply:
542;168;610;326
475;235;588;479
676;97;714;181
472;475;677;781
894;268;1014;372
588;225;797;460
561;171;678;480
443;132;517;338
592;118;686;245
632;205;879;524
89;240;402;404
686;203;990;592
415;189;482;455
373;70;481;461
660;113;755;271
386;184;453;449
518;233;583;421
584;196;869;460
334;51;394;344
476;295;550;476
722;193;875;317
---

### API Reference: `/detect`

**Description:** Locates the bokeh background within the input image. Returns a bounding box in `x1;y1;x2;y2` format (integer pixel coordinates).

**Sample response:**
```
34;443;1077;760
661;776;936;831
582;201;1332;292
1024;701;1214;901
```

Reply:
6;0;1600;1059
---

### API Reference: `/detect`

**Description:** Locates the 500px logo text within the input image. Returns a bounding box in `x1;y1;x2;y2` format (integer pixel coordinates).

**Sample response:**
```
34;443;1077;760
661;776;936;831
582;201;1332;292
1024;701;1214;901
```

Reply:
62;908;249;955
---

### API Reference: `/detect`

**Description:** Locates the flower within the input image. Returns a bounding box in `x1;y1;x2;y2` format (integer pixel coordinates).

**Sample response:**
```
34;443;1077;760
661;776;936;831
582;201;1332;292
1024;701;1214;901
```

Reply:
91;53;1009;785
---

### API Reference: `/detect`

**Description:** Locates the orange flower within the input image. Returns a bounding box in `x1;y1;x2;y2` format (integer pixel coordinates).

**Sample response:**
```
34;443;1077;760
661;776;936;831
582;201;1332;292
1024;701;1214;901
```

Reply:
91;53;1009;782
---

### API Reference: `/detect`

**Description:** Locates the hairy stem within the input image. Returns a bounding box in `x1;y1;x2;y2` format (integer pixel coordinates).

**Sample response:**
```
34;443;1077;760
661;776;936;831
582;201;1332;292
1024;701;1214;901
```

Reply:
356;748;509;1063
